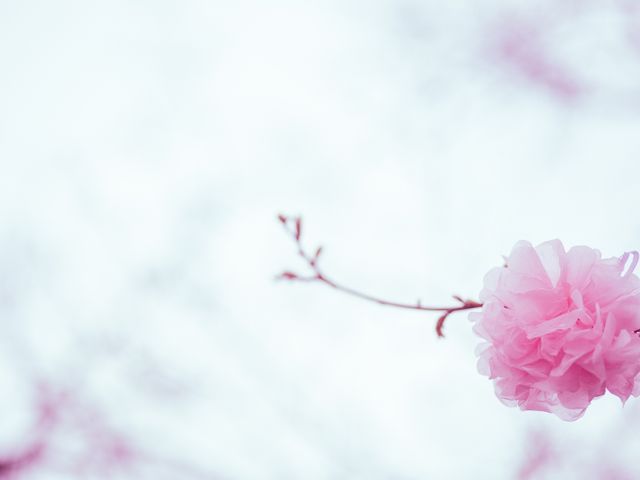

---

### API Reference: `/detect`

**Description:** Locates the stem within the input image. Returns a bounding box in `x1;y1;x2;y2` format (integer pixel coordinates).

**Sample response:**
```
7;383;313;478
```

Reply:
277;215;482;337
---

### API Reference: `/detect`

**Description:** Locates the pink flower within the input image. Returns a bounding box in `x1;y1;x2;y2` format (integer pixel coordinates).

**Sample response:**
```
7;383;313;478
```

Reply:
472;240;640;420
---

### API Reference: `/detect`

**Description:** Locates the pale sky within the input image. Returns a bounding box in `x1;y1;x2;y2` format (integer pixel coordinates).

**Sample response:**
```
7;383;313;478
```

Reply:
1;1;640;478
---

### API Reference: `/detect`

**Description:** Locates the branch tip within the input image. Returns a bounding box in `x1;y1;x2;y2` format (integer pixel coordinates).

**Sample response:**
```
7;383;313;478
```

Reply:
294;217;302;240
277;271;299;281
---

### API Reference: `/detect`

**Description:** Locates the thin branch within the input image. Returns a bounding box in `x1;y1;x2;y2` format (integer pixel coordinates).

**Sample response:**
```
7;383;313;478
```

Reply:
276;214;482;337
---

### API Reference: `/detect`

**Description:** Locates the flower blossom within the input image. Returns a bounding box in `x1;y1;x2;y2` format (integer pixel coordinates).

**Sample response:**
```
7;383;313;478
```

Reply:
472;240;640;420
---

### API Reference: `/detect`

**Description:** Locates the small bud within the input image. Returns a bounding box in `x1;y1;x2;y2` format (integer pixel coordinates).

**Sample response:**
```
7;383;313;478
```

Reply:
278;271;299;280
295;217;302;240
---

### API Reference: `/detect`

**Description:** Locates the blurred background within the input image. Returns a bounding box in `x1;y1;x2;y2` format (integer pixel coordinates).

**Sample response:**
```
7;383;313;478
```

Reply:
1;0;640;478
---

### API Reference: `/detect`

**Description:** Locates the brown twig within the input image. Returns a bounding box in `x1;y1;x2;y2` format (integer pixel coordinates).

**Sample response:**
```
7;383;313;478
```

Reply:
276;214;482;337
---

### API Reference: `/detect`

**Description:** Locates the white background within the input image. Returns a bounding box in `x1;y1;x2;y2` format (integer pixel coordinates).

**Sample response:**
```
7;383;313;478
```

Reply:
1;0;640;478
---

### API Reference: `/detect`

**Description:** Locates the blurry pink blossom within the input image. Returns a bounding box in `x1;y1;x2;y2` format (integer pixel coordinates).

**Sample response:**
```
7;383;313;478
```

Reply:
516;430;557;480
473;240;640;420
491;16;584;101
